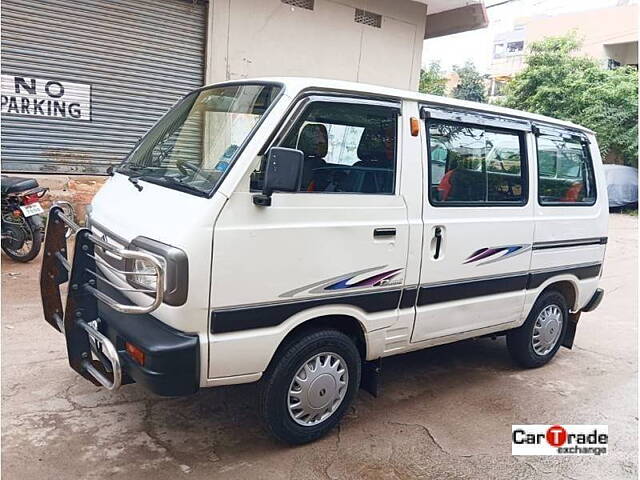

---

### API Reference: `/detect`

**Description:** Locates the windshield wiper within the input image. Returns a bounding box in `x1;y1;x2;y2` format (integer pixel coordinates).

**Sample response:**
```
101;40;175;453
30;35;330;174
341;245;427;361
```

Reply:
137;175;208;197
128;175;143;192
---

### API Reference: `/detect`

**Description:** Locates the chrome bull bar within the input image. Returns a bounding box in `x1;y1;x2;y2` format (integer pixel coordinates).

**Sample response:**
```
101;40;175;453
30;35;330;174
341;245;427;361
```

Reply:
79;320;123;390
40;206;165;390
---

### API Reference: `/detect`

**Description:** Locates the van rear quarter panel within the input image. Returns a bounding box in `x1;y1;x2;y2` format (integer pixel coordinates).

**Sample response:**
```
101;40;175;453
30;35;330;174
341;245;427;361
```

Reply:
528;133;608;313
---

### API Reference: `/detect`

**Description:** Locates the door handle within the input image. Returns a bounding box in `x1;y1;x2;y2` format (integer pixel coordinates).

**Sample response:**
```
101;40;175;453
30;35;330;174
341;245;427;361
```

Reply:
433;226;443;259
374;227;396;238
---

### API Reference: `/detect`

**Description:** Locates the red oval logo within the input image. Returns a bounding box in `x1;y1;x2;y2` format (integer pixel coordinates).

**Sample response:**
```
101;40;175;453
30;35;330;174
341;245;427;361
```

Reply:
546;425;567;447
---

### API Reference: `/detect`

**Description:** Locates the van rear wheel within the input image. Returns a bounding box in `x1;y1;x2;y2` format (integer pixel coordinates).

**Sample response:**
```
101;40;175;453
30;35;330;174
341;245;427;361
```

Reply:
260;329;361;445
507;290;568;368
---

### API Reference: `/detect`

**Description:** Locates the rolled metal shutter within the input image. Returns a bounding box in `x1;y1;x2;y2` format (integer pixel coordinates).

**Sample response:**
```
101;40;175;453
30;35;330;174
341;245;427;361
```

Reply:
1;0;206;174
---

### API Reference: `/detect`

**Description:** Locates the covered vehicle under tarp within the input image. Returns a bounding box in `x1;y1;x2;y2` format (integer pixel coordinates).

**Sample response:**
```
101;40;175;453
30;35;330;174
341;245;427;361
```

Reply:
603;165;638;208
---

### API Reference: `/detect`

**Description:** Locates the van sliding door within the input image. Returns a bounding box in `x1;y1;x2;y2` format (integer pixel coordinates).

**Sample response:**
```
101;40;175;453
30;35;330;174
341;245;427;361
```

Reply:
411;106;535;343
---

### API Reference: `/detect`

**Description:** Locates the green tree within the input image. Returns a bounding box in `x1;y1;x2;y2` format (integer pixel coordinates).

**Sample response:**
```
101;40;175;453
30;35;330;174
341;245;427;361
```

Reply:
502;34;638;166
419;61;447;96
451;61;487;103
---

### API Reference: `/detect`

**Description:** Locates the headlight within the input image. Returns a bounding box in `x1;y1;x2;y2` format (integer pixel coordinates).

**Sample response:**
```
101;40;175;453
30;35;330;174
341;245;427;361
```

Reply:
130;257;160;291
124;237;189;306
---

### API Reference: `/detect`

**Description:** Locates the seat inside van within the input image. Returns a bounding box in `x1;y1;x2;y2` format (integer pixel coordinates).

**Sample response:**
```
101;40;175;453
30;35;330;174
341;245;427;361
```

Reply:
297;123;328;191
296;123;395;194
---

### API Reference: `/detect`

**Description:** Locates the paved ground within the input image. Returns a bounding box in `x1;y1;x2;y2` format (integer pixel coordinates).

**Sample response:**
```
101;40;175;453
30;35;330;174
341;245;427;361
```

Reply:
1;214;637;480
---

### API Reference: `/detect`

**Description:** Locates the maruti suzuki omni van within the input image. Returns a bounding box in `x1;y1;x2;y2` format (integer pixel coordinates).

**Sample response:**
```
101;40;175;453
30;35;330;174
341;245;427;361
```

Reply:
41;77;608;445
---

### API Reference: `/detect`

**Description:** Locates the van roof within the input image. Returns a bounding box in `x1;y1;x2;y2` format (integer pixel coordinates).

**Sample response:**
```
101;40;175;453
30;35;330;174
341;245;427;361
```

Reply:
208;76;593;135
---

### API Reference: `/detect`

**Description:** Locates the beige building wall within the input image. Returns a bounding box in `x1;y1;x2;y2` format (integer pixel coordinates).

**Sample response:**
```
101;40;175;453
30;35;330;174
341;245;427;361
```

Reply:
488;3;638;99
489;56;524;78
444;71;459;94
522;4;638;66
205;0;428;90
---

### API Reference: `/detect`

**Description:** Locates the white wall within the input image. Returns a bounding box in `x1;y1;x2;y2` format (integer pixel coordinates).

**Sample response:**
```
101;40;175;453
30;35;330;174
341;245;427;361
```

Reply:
205;0;427;90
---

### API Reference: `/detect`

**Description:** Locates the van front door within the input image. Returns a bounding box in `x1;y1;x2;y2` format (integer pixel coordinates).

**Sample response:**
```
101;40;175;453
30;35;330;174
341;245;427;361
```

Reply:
411;108;535;343
208;97;410;379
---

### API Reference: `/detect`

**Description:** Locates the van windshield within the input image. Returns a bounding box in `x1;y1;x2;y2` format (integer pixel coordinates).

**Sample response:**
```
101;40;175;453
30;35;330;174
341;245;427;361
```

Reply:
118;83;282;196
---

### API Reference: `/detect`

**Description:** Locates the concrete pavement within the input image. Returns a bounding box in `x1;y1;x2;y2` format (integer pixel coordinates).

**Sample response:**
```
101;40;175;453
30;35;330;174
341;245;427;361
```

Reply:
1;213;637;479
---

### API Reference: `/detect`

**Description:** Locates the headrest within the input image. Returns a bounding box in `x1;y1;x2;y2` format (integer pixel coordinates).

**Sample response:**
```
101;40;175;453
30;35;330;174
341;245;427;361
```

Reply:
297;123;328;158
357;127;392;162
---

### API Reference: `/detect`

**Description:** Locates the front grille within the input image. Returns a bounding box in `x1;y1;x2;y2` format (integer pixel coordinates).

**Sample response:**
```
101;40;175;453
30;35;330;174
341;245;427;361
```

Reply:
86;217;128;274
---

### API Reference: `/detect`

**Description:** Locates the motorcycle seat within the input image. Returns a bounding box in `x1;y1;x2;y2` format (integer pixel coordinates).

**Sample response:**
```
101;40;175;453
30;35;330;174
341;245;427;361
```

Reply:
1;175;39;195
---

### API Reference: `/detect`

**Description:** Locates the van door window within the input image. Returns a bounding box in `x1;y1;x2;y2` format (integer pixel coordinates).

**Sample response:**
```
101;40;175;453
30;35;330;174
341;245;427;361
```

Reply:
427;120;527;205
278;102;398;194
536;133;596;205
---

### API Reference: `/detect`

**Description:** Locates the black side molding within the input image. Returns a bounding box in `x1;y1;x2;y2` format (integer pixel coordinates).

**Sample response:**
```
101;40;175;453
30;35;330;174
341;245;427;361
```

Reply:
532;237;607;250
399;287;418;309
211;263;603;335
527;263;601;289
418;273;529;306
211;289;402;334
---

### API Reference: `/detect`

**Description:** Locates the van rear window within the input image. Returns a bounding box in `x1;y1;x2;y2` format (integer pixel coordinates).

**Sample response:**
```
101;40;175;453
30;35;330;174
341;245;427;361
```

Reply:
536;133;596;205
427;120;527;206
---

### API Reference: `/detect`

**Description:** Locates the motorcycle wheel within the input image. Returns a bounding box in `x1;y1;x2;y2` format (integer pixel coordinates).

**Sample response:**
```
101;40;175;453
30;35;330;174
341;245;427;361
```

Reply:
1;214;43;262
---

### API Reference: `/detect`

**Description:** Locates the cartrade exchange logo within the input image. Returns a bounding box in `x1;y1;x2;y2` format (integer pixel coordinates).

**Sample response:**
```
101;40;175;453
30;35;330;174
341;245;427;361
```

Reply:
512;425;608;456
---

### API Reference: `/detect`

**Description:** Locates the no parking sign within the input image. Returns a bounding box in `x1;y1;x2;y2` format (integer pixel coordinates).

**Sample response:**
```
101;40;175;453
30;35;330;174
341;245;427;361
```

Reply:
1;74;91;121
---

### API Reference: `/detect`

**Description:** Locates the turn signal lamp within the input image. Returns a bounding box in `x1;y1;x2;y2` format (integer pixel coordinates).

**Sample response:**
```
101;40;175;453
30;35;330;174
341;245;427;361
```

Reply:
410;117;420;136
125;342;145;366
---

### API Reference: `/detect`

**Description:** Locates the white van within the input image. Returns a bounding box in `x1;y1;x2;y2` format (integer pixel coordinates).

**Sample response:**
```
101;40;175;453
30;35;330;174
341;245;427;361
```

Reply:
41;78;608;444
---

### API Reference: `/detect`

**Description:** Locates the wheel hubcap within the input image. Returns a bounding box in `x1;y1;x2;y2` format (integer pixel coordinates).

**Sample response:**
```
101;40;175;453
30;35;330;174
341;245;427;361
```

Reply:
287;352;348;426
532;304;563;356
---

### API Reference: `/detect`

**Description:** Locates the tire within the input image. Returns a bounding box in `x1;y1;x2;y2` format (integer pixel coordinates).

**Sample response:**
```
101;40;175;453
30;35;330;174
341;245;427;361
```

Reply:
507;290;568;368
260;329;361;445
1;214;43;263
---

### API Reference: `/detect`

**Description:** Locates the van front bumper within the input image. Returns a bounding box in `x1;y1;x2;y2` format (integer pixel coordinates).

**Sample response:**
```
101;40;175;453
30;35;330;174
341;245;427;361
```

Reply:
40;206;199;397
95;280;200;396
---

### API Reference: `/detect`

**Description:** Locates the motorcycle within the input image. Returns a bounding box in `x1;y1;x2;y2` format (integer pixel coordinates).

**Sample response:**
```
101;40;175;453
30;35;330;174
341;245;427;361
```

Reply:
1;175;48;262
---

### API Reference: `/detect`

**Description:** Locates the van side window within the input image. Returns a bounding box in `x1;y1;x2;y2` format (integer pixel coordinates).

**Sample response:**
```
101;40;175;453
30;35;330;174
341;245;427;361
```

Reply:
427;120;527;205
278;102;398;194
536;133;596;205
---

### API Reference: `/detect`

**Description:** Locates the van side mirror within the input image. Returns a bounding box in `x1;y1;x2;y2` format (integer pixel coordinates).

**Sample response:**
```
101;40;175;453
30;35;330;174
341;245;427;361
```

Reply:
253;147;303;206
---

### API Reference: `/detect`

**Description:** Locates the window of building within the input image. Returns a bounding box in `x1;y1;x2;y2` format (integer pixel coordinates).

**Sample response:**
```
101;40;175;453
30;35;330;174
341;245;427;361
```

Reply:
536;132;596;205
493;43;505;58
507;41;524;53
253;102;397;194
427;120;527;205
491;79;508;97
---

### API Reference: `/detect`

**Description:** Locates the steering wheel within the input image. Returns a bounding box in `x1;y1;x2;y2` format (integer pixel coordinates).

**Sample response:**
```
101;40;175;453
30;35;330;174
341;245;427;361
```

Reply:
176;160;208;182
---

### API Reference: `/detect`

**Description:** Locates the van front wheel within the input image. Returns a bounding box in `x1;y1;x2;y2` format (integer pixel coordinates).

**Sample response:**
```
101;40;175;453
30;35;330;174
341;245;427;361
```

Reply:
507;290;568;368
260;329;361;444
